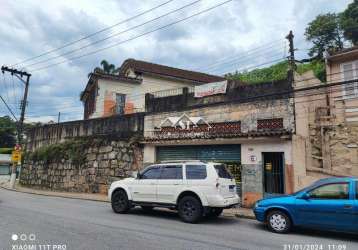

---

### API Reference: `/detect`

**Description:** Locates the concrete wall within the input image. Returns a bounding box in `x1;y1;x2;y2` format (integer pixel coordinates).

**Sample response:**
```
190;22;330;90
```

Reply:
293;55;358;190
144;99;294;139
26;113;144;152
90;74;195;119
241;140;293;207
327;57;358;124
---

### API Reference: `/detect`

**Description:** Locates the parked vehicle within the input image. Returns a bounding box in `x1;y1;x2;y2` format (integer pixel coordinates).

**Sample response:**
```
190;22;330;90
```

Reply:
253;177;358;234
109;161;239;223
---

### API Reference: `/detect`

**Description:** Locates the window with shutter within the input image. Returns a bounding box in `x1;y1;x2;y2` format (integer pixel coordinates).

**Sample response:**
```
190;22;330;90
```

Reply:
341;61;358;98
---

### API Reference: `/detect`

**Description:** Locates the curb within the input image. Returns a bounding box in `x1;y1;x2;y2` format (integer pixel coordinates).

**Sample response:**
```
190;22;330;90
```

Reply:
0;184;255;219
0;184;109;203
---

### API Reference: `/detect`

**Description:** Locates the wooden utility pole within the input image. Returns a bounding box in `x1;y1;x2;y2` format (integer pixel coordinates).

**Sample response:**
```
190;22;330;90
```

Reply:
1;66;31;189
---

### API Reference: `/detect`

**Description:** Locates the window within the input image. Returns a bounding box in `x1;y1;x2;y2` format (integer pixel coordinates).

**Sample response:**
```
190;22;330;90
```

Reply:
257;118;283;130
356;181;358;200
115;94;126;115
308;183;349;200
160;165;183;179
186;165;207;180
141;167;161;179
214;164;233;179
341;61;358;98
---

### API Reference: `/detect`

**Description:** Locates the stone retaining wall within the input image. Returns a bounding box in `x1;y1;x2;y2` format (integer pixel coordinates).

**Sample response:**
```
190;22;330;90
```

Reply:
20;139;143;194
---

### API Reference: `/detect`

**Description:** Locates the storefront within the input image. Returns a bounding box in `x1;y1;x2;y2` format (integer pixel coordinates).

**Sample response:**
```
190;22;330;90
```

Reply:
143;80;295;207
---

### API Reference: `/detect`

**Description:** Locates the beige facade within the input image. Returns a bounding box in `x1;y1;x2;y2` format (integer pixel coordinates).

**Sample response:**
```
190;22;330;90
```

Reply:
293;47;358;190
143;96;294;207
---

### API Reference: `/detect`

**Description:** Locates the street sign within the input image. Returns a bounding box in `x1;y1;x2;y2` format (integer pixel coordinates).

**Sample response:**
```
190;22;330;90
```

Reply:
11;150;21;163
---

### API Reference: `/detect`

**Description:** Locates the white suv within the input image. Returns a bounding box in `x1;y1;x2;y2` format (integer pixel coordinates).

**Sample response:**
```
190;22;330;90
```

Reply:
108;161;240;223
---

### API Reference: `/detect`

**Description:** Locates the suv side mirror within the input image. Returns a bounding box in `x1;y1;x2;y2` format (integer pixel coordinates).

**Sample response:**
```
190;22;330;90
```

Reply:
136;172;141;179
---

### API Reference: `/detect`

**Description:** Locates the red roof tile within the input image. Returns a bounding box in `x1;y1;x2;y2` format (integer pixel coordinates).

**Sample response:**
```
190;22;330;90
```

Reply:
120;58;225;84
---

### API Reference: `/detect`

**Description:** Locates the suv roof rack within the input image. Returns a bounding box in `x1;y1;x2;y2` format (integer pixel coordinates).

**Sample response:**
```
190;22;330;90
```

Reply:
159;160;203;163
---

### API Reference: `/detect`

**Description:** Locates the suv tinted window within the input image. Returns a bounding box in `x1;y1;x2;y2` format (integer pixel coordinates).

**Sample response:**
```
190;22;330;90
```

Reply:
141;167;161;179
356;181;358;199
214;164;233;179
186;165;207;180
309;183;349;199
160;165;183;179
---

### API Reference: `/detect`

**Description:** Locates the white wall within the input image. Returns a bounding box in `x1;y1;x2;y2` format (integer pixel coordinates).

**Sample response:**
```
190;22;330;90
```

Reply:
89;74;195;119
241;140;292;165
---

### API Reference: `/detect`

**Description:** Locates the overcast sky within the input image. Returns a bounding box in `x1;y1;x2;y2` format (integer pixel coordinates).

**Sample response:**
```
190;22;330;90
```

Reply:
0;0;352;123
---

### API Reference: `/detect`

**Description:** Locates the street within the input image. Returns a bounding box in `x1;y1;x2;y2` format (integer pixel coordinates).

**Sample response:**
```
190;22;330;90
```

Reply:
0;188;356;250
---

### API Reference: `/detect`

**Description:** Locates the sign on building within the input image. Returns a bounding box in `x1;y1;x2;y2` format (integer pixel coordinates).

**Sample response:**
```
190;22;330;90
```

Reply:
194;80;227;98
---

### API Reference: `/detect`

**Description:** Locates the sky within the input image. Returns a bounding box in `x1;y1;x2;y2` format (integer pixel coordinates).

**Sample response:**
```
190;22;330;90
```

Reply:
0;0;352;123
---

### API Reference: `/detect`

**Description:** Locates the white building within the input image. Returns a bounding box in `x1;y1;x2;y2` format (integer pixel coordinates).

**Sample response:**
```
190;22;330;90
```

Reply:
80;59;224;119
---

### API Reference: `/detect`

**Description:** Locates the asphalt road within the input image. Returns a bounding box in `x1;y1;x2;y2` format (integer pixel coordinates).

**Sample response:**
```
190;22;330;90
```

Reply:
0;188;357;250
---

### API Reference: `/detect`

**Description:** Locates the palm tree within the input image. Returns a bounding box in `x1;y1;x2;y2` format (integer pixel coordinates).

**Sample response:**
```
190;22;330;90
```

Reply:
88;60;120;77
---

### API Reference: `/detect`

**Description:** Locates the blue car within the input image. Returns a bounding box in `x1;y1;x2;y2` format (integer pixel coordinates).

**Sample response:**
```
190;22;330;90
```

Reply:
253;177;358;234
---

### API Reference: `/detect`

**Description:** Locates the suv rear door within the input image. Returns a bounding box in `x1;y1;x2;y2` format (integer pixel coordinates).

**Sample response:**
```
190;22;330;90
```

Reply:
156;164;184;204
214;164;237;198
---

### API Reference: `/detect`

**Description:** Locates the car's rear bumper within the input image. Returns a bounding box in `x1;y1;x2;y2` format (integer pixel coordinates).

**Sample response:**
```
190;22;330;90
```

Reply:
206;194;240;208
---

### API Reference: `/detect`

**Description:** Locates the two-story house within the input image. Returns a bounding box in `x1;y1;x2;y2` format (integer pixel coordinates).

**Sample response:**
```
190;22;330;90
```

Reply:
80;59;225;119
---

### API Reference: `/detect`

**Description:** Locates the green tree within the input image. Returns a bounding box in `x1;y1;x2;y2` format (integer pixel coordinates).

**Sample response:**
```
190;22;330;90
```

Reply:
305;13;344;59
0;116;16;148
88;60;120;77
340;0;358;45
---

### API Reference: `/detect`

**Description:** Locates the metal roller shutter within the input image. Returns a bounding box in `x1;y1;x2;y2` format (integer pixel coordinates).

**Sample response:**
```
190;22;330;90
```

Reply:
156;144;241;162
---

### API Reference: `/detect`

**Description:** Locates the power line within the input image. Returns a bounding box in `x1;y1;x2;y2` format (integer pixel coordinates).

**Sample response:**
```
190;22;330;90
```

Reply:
195;41;285;72
10;0;176;67
0;94;18;121
24;0;203;69
213;53;287;75
31;0;234;72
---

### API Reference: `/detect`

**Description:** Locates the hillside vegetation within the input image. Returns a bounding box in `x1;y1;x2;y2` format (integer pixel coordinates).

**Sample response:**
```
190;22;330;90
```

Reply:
226;60;326;84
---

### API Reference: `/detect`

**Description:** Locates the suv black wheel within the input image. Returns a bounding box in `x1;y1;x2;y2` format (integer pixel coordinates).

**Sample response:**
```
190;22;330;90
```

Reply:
266;210;292;233
209;208;223;217
141;206;154;212
178;196;203;223
111;189;131;214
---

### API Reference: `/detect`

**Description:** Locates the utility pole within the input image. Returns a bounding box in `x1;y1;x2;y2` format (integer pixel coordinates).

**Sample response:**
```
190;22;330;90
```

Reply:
1;66;31;189
58;112;61;123
285;30;297;134
286;30;296;72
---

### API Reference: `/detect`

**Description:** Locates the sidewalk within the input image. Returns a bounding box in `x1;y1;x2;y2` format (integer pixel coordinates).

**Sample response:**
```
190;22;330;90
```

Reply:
0;180;255;219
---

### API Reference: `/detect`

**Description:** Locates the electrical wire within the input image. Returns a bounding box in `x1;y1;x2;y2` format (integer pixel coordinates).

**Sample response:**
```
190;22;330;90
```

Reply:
10;0;177;67
23;0;203;69
30;0;234;72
